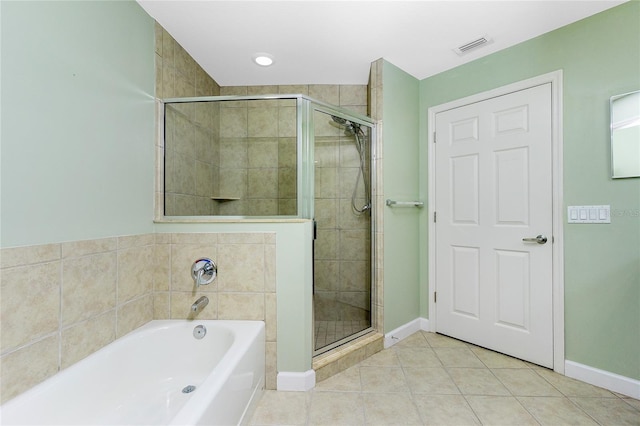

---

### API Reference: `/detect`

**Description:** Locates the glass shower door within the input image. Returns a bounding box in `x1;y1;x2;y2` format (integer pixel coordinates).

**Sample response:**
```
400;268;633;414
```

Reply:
312;106;373;355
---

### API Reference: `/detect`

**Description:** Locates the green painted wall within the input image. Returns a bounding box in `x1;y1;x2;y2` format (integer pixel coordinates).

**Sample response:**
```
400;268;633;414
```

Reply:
419;2;640;379
1;1;156;248
382;61;424;332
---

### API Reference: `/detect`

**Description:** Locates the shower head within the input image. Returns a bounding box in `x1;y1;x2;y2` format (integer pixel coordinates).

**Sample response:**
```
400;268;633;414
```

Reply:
331;115;348;126
330;115;360;136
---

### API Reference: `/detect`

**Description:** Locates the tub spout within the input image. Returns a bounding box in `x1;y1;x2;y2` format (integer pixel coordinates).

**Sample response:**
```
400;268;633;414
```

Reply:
191;296;209;313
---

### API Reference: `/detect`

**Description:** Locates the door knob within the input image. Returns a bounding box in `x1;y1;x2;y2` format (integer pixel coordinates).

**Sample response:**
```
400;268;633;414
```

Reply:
522;235;548;244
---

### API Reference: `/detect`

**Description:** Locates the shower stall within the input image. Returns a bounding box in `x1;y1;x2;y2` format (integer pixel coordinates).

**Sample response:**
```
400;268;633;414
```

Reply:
162;94;376;356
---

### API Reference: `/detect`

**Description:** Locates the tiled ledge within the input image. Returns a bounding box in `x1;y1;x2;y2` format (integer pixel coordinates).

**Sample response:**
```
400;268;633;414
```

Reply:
313;331;383;383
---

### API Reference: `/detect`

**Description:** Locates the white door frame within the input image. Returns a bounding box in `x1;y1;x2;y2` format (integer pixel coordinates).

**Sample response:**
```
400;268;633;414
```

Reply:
427;70;565;374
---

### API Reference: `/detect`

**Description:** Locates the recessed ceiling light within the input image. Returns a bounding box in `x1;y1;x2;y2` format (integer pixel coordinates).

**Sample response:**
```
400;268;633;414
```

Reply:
253;53;274;67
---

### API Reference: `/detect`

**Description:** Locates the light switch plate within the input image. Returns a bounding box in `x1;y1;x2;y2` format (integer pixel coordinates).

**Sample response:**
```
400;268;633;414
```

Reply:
567;205;610;223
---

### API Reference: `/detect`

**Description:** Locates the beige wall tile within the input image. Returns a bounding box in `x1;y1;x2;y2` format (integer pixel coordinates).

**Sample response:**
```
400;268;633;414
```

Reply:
264;244;276;292
0;335;59;404
340;261;370;292
247;85;278;96
339;85;368;106
117;295;153;338
315;260;339;292
153;292;171;319
219;169;247;198
117;245;154;304
315;199;338;229
220;108;248;138
278;85;308;96
247;168;278;199
315;167;338;199
248;107;278;137
220;138;248;168
339;229;370;261
265;341;277;390
220;86;247;96
61;311;116;369
264;233;276;245
0;243;60;269
278;107;297;137
117;234;155;250
309;85;339;105
265;292;277;342
153;244;171;291
217;244;265;292
62;252;117;326
218;293;264;320
155;233;171;244
278;168;296;199
61;237;116;259
314;229;338;260
175;46;195;81
278;138;297;168
248;138;278;168
1;262;61;352
249;199;278;216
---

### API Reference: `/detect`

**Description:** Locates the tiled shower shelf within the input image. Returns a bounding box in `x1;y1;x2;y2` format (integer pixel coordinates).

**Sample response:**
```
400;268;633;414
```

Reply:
210;197;241;201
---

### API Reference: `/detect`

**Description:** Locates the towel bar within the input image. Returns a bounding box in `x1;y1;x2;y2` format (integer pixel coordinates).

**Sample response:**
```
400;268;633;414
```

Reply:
386;199;424;208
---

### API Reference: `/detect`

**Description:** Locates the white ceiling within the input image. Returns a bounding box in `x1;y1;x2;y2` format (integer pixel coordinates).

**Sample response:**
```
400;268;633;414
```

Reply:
138;0;626;86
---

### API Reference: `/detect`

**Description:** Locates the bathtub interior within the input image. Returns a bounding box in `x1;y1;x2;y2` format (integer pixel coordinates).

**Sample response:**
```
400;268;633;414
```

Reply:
0;320;265;426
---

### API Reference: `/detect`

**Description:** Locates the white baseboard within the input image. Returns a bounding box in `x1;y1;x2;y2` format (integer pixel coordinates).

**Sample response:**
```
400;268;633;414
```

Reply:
276;370;315;392
565;360;640;399
384;317;429;348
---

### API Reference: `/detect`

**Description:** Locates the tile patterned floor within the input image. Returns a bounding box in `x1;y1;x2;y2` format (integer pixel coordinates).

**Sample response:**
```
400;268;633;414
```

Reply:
315;320;371;350
250;331;640;425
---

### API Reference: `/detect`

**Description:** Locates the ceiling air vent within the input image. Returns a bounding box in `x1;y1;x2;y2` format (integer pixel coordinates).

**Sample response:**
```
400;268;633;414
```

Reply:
454;36;493;56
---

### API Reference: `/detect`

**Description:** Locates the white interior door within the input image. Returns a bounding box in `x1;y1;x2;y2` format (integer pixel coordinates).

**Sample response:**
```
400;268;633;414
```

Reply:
435;83;553;368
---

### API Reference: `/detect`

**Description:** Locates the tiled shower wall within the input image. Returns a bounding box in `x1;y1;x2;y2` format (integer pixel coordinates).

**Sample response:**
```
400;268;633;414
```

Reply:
155;23;221;216
164;102;221;215
220;85;371;321
0;232;277;403
216;92;298;216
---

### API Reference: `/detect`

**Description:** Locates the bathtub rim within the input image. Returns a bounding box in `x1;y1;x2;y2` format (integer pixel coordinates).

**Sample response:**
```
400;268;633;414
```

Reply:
0;319;266;426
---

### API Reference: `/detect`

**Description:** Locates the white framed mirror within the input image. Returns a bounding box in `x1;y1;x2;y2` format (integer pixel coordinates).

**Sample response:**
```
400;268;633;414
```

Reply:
610;90;640;178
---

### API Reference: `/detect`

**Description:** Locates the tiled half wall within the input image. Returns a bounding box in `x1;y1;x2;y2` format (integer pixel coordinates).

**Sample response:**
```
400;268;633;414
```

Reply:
0;232;276;404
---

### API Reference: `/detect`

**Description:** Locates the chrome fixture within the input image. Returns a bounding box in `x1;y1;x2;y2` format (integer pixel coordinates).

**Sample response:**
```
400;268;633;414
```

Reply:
182;385;196;393
386;199;424;208
331;115;371;215
191;258;217;286
193;324;207;339
191;296;209;313
522;234;548;244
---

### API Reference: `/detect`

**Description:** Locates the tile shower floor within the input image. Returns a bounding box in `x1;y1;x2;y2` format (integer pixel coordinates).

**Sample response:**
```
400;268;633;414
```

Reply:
250;331;640;425
315;320;371;350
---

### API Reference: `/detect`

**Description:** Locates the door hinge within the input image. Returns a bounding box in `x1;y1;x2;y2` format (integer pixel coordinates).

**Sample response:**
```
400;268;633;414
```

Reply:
434;291;437;303
434;211;437;222
433;132;436;143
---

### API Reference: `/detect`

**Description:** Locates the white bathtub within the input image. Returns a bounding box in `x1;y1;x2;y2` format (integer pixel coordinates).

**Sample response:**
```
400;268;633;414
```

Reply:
0;320;265;426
